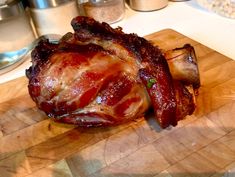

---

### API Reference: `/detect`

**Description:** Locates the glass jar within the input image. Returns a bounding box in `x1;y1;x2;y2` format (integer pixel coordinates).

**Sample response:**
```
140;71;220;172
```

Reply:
129;0;168;11
0;0;36;52
78;0;125;24
28;0;80;36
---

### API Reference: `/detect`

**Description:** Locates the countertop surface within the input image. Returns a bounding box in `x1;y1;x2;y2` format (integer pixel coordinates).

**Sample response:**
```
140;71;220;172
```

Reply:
1;0;235;84
2;28;235;177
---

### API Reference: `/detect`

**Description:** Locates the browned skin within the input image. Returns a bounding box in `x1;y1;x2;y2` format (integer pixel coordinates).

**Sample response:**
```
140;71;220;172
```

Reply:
26;16;197;128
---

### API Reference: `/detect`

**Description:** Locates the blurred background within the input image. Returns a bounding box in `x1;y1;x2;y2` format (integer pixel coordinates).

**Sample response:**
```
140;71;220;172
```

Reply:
0;0;235;82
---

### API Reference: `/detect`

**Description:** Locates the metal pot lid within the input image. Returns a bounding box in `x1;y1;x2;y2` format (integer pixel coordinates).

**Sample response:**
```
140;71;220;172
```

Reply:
0;0;24;21
28;0;74;9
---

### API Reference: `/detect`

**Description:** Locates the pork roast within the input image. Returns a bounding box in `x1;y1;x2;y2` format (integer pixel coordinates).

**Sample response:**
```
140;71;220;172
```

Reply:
26;16;197;128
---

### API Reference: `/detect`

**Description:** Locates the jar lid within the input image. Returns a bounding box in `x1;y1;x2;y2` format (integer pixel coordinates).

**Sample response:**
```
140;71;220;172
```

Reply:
0;0;24;21
28;0;74;9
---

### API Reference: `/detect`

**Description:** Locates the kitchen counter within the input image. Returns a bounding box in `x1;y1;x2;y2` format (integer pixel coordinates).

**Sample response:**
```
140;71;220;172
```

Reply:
1;0;235;84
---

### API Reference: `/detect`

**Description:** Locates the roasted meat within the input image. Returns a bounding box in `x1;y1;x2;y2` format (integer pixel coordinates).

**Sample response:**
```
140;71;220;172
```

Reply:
26;16;198;128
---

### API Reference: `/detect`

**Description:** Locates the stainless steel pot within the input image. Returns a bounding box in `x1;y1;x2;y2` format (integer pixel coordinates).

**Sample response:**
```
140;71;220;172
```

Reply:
28;0;75;9
0;0;24;20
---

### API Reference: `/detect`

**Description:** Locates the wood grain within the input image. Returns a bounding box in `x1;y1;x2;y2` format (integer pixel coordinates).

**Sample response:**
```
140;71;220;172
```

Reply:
0;29;235;177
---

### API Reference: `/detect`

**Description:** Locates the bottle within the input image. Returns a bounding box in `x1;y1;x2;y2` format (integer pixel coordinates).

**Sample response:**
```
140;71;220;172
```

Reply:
0;0;36;52
78;0;125;24
129;0;168;11
28;0;80;36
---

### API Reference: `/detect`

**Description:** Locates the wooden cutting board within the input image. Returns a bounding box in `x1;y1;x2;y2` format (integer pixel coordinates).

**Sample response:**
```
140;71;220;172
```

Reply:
1;29;235;177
